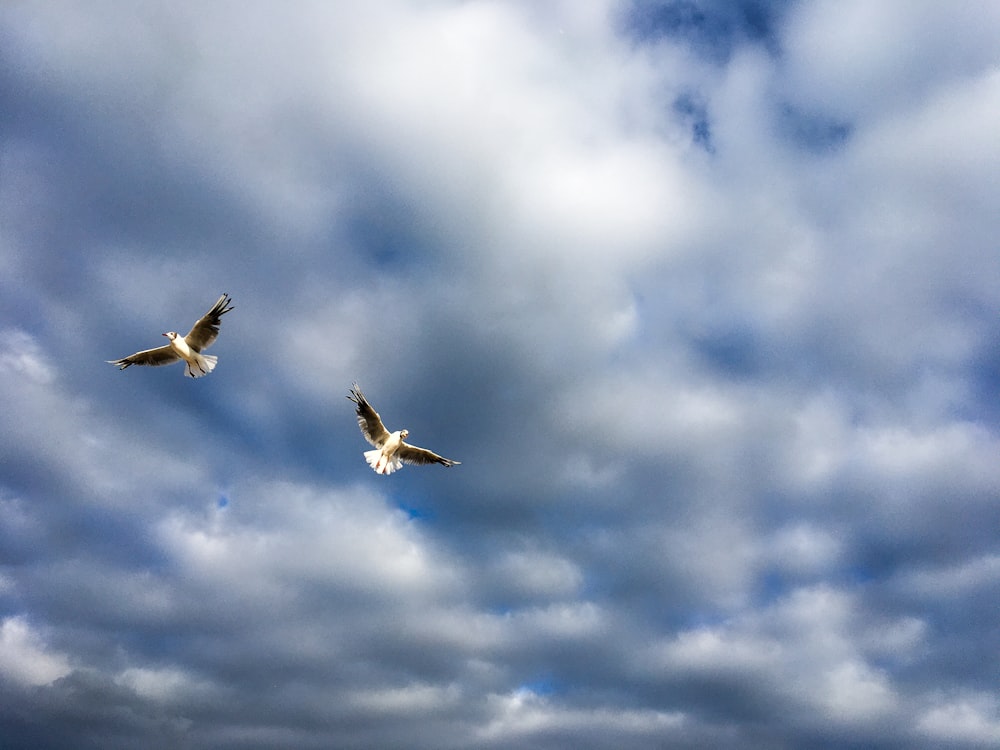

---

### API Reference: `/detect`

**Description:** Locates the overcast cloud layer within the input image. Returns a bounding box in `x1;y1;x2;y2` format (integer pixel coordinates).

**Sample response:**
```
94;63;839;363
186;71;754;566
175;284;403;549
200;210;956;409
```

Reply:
1;1;999;748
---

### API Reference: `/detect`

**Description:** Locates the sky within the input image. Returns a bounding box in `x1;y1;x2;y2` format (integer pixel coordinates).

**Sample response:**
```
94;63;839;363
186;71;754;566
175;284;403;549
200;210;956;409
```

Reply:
1;1;999;748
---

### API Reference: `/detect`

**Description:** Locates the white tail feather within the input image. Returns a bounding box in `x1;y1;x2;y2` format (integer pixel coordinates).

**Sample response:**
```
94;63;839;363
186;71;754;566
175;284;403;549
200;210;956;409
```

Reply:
185;354;218;378
364;449;401;475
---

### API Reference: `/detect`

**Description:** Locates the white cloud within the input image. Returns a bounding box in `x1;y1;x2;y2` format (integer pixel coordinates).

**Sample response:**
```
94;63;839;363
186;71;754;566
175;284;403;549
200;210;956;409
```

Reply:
348;681;462;715
553;368;748;459
856;421;1000;506
643;585;906;725
115;666;212;704
478;686;685;743
491;548;583;598
0;329;55;384
818;660;896;721
510;601;607;640
897;554;1000;600
765;523;842;575
917;693;1000;745
159;480;461;600
782;0;1000;120
0;617;71;687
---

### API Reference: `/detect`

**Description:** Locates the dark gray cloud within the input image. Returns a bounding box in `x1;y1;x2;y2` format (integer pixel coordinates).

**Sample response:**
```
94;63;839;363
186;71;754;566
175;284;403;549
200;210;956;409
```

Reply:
1;1;999;748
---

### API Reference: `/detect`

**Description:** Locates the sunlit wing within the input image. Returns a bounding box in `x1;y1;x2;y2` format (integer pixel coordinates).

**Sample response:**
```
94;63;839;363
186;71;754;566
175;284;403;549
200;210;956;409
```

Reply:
398;443;460;467
184;293;234;351
107;344;181;370
347;384;391;447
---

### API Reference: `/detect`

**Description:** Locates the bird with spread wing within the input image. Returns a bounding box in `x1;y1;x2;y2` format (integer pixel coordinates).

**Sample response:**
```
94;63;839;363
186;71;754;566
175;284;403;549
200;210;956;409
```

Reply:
108;293;234;378
347;383;460;475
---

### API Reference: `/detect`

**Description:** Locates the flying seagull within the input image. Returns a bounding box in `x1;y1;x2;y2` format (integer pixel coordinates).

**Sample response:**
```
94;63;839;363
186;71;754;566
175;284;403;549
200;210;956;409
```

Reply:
108;293;234;378
347;383;460;475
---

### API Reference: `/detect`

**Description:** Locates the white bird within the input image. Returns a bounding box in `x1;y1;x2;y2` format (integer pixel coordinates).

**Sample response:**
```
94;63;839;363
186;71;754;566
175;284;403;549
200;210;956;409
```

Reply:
347;383;460;475
108;293;234;378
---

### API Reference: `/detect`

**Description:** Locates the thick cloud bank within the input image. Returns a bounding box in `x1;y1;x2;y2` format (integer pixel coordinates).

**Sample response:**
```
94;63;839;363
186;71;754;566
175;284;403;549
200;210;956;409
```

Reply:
1;1;999;748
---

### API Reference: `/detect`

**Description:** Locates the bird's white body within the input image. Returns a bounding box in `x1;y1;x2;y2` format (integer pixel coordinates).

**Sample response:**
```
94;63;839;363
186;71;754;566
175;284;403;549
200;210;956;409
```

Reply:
365;431;406;475
164;331;218;378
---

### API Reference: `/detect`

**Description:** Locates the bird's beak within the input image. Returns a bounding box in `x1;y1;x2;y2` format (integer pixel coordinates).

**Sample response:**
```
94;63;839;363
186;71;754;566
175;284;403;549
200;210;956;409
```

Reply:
161;332;169;337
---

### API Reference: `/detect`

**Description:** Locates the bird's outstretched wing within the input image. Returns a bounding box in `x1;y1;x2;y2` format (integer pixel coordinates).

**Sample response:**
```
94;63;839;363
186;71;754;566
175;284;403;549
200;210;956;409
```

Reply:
398;443;460;468
347;384;391;447
184;293;234;352
107;344;181;370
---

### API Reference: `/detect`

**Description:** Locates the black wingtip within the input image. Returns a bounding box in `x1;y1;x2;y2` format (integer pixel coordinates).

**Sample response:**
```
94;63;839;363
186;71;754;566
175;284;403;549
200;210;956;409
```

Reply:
217;293;235;316
347;383;365;405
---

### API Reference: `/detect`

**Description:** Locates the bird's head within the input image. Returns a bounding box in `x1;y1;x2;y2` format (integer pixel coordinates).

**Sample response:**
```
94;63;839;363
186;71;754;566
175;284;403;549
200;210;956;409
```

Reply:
400;429;409;439
162;331;178;341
